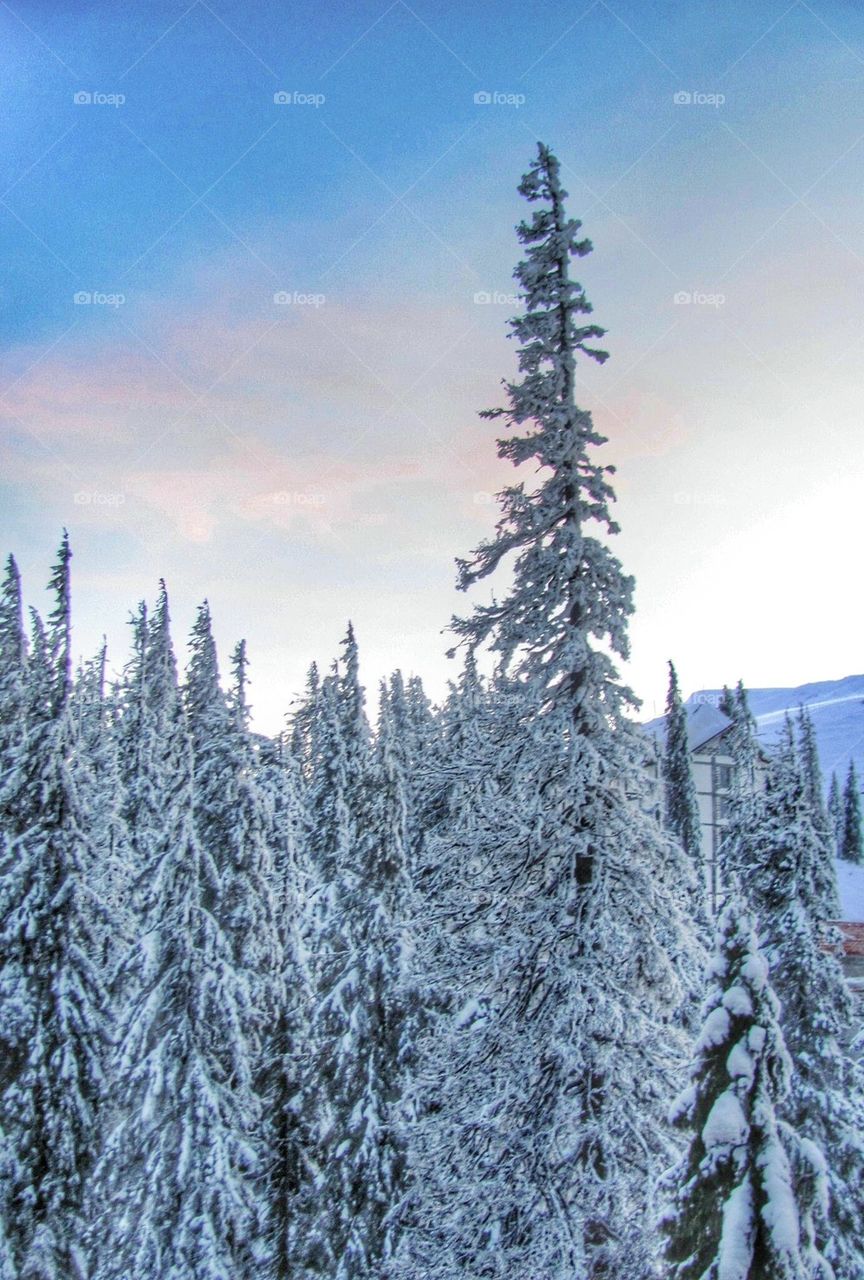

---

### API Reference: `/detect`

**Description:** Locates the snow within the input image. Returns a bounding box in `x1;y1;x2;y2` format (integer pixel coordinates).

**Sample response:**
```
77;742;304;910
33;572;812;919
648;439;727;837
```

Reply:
695;1005;730;1052
717;1178;753;1280
721;985;753;1018
702;1092;748;1149
726;1041;754;1082
836;858;864;922
757;1136;800;1256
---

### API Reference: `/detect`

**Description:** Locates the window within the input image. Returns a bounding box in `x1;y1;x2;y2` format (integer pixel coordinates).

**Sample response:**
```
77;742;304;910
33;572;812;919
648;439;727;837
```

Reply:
716;764;732;792
716;795;732;822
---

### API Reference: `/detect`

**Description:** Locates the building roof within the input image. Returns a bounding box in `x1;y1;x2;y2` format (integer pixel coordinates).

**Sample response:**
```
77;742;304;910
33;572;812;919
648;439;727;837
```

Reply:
643;701;734;754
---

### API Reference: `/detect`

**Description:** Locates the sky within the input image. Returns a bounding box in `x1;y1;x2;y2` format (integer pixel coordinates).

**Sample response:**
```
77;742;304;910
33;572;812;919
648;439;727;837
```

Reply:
2;0;864;732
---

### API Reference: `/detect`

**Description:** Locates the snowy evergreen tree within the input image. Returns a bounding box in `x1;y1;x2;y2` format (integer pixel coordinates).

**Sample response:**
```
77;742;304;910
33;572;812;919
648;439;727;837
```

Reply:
226;636;304;1279
398;143;703;1279
0;556;26;811
385;671;440;875
91;584;268;1280
183;607;283;1063
295;628;413;1278
730;723;864;1279
70;644;133;968
661;900;826;1280
0;552;29;1265
827;773;843;854
718;684;735;719
0;536;111;1279
662;660;703;879
840;761;863;864
716;682;763;912
727;680;760;790
795;707;841;920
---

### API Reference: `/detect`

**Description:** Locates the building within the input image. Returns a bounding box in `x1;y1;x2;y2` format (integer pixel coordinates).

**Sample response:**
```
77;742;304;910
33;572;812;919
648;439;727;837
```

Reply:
646;700;864;1001
644;700;746;911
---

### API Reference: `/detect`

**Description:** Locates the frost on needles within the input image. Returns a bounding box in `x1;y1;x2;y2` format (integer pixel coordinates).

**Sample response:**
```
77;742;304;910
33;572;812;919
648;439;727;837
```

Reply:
397;143;704;1280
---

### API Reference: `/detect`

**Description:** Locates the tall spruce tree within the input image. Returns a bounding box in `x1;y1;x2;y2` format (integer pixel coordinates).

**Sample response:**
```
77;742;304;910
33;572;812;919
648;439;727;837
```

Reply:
183;606;283;1067
91;585;268;1280
662;900;826;1280
399;144;703;1279
728;680;759;789
0;536;111;1279
827;773;843;853
795;707;841;920
840;761;863;864
236;643;308;1280
296;629;413;1278
0;556;28;1280
718;684;735;719
0;556;26;809
662;660;703;880
71;644;133;969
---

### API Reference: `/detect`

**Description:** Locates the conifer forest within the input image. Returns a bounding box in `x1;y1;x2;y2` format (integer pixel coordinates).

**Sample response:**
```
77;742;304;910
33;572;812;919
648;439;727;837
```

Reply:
2;142;863;1280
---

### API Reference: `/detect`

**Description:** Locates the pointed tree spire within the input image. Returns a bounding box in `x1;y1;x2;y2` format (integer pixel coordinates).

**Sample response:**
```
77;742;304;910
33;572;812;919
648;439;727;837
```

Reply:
93;584;268;1278
0;554;27;823
0;539;111;1278
828;772;843;852
718;683;735;718
795;706;841;920
46;530;72;710
401;144;703;1280
662;660;702;878
841;761;864;864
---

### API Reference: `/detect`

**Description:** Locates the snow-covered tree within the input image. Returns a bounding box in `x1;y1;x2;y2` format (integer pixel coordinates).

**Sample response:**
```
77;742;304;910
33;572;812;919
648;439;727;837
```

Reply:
727;680;760;788
91;585;268;1280
827;773;843;853
661;900;826;1280
840;761;863;864
226;636;304;1278
730;722;864;1279
295;628;413;1277
399;143;703;1279
0;536;111;1279
795;707;841;920
184;607;283;1060
662;660;702;879
70;644;132;968
0;556;26;809
384;671;441;876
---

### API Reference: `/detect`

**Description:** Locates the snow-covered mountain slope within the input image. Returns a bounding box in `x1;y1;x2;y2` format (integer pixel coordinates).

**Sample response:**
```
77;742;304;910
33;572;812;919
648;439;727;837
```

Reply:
687;675;864;793
836;859;864;922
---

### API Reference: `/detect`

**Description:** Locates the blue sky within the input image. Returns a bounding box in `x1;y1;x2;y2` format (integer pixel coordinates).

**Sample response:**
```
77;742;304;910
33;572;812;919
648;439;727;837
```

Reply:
3;0;864;730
